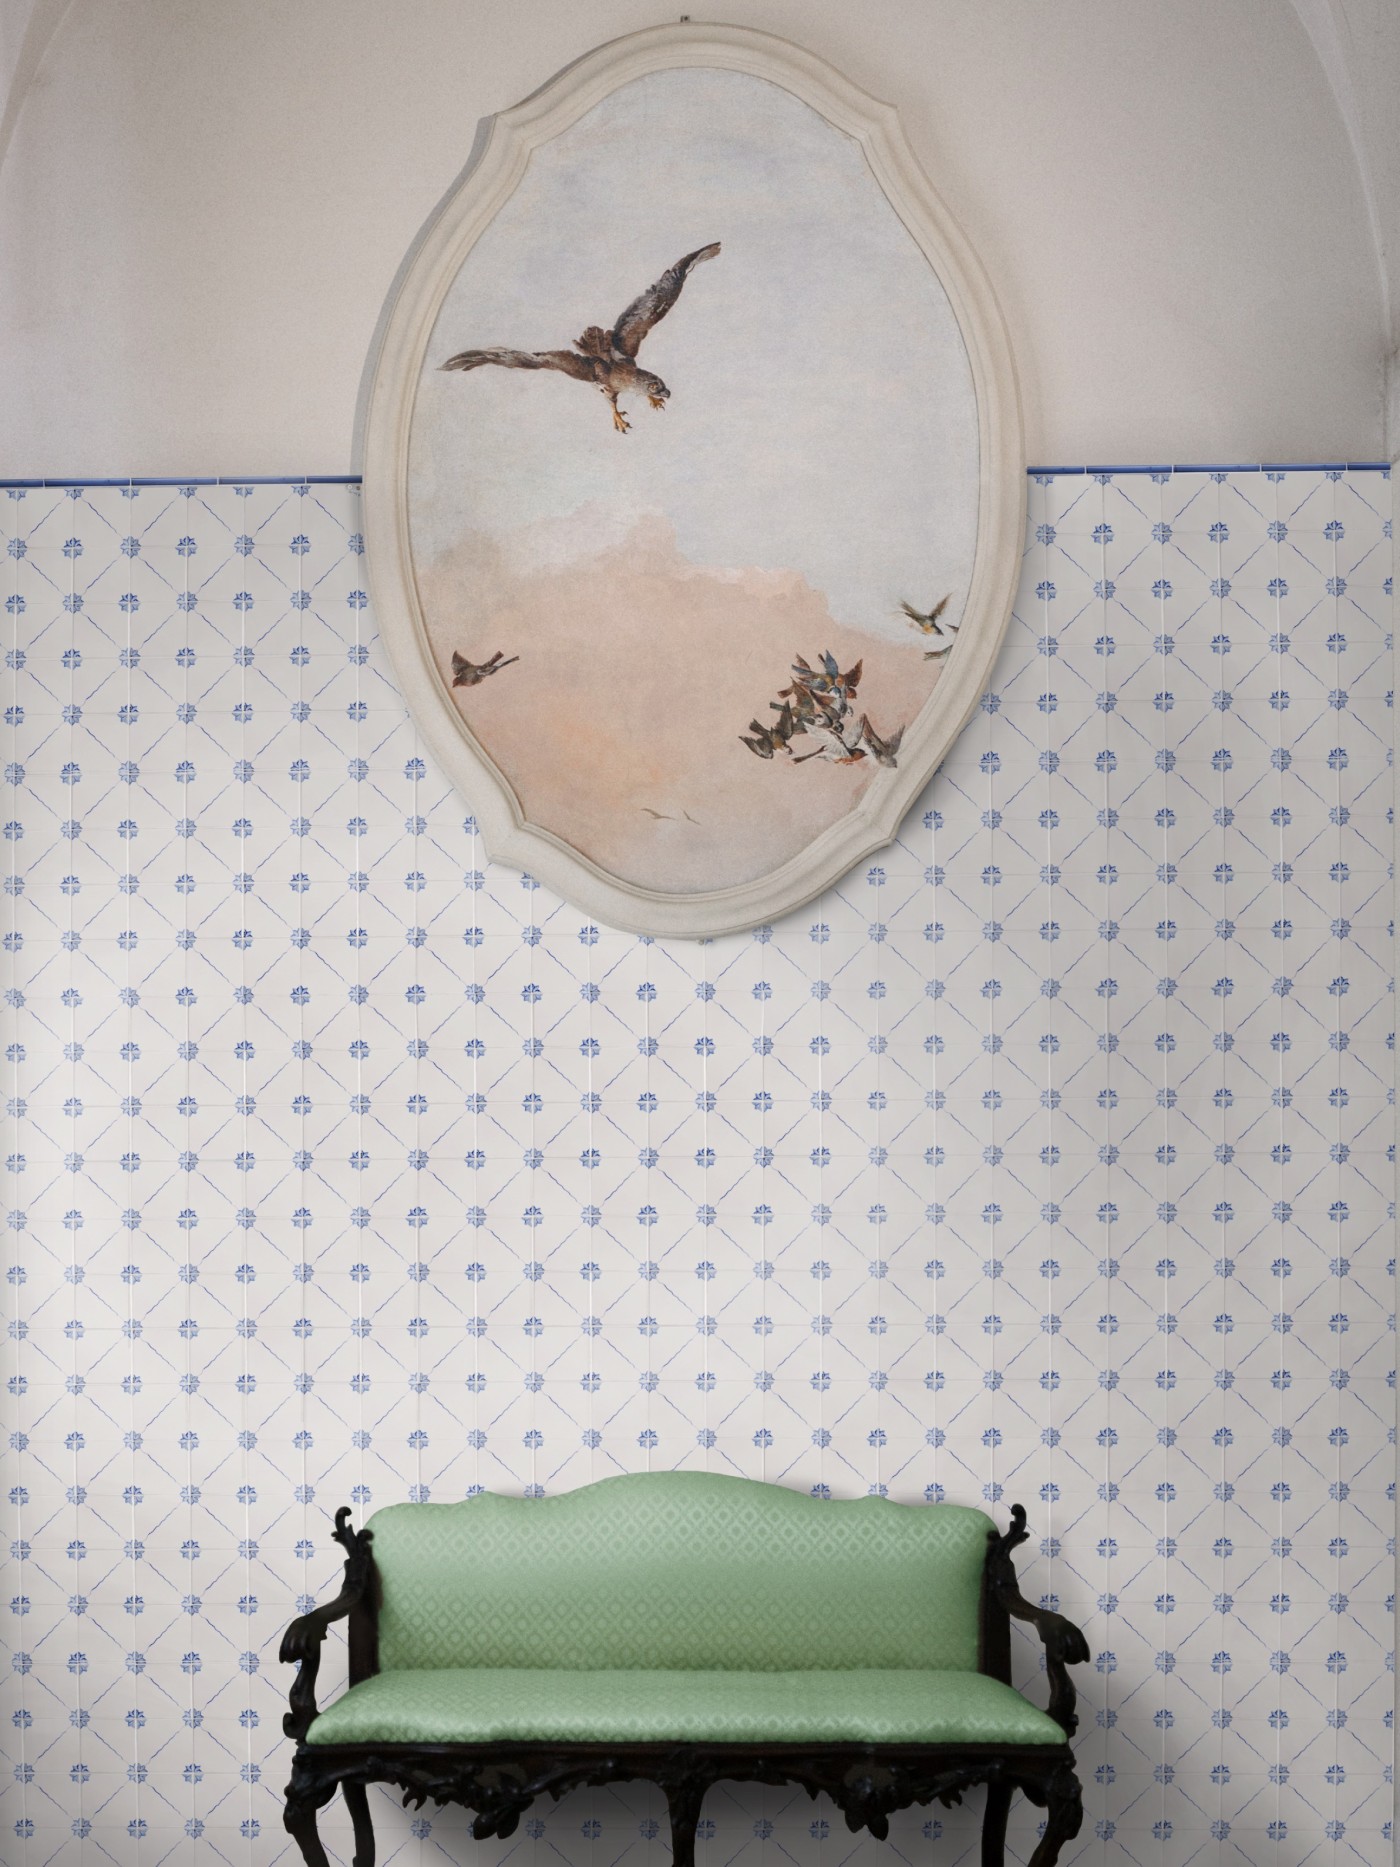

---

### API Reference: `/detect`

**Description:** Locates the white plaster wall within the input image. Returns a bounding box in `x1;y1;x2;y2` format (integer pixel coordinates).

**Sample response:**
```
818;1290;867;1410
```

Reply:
0;0;1391;476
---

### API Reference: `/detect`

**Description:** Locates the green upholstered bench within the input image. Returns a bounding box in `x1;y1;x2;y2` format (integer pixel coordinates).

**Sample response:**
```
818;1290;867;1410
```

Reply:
280;1472;1088;1867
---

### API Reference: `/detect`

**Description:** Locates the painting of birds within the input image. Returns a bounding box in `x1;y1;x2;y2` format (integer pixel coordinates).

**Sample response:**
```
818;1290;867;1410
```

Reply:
439;244;722;434
780;651;862;704
740;715;793;760
900;596;960;659
743;648;902;770
792;711;867;766
451;649;519;687
860;716;904;767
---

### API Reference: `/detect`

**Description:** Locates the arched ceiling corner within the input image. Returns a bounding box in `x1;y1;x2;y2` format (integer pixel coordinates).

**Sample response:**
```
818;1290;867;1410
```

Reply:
0;0;75;182
1287;0;1399;352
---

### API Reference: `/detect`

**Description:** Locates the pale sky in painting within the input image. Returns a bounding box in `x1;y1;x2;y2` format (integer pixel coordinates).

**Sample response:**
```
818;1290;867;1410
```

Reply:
409;66;979;643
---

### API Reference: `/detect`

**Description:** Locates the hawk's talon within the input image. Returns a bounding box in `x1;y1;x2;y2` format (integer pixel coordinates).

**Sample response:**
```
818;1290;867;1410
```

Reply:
647;394;666;410
611;406;630;433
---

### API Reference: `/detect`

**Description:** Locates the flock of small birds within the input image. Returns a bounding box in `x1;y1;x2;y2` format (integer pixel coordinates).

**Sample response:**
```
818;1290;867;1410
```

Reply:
447;595;959;798
741;650;901;768
740;595;959;772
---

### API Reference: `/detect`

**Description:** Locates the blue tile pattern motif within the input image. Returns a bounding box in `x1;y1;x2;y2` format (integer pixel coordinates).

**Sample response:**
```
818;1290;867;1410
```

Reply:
0;470;1394;1866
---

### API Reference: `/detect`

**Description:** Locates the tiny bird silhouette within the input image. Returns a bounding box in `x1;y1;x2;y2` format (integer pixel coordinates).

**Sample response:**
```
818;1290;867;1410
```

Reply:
900;596;959;658
440;244;721;434
451;649;519;687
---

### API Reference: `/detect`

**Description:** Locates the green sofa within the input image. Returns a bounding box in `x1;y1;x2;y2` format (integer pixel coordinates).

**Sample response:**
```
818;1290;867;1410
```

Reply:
281;1472;1087;1867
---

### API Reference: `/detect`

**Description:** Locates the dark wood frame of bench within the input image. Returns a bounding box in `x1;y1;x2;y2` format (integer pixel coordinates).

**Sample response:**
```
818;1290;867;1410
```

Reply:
281;1502;1088;1867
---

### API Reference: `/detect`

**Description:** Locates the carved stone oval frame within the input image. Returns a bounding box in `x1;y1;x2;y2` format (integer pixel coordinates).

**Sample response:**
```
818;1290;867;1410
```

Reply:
360;21;1023;938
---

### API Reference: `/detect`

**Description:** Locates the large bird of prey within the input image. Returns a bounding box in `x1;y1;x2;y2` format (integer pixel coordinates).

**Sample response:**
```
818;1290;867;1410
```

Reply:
439;244;721;433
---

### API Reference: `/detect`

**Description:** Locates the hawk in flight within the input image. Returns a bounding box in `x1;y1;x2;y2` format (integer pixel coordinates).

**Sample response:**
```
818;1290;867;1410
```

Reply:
439;244;721;433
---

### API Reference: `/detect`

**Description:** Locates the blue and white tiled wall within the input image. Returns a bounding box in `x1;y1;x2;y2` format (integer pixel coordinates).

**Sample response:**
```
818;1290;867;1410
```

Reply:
0;468;1394;1866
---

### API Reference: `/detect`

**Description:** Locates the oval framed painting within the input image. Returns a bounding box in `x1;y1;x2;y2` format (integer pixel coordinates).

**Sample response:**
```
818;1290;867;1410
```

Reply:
362;21;1022;937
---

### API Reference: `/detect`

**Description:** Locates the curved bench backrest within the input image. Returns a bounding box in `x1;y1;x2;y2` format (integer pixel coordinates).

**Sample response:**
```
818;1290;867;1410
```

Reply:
367;1472;993;1673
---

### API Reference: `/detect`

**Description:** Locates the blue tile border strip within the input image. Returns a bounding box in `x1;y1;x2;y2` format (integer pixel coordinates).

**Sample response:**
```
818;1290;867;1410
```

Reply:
1033;462;1391;476
0;464;1391;490
0;474;364;489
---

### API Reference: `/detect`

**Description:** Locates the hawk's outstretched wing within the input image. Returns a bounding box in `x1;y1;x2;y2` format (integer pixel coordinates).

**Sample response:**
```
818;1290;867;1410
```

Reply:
439;347;596;381
612;244;721;358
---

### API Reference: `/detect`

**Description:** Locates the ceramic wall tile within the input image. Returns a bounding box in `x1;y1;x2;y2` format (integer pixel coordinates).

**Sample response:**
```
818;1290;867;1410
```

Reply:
0;470;1393;1867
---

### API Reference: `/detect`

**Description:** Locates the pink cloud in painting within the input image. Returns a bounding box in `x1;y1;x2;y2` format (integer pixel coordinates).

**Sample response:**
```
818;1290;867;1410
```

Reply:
417;515;945;894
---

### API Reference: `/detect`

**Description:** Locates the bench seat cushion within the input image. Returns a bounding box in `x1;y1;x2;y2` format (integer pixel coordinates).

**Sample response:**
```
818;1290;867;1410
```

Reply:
307;1669;1064;1748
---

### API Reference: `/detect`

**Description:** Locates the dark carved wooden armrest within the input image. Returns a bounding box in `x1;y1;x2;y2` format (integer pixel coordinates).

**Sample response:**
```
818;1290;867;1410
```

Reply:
280;1507;373;1741
986;1504;1090;1738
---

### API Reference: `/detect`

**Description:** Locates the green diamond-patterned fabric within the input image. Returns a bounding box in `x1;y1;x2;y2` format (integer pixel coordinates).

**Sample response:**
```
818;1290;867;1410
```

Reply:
307;1668;1062;1747
366;1472;993;1673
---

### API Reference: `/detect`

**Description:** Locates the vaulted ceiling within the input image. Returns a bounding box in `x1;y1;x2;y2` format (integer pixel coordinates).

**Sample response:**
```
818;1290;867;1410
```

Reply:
0;0;72;180
1289;0;1399;354
3;0;1393;346
1;0;1396;452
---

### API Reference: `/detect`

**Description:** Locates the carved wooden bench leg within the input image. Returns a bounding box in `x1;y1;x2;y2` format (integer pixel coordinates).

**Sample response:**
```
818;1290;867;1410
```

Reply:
981;1780;1012;1867
1025;1767;1082;1867
665;1780;708;1867
343;1781;376;1867
284;1801;332;1867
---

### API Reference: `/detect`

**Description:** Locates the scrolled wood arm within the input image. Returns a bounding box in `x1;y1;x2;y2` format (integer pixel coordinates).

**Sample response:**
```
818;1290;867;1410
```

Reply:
986;1505;1090;1738
280;1506;373;1741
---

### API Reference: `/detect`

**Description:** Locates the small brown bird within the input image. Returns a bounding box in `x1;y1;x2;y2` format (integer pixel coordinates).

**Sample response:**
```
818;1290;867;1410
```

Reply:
792;721;866;765
861;715;904;768
781;652;862;705
451;649;518;687
741;698;803;760
791;691;867;765
777;691;817;733
740;716;789;760
901;596;959;659
901;595;949;633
